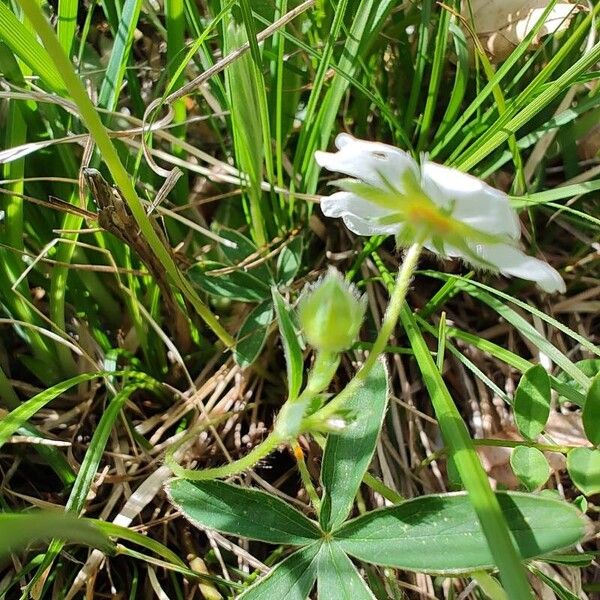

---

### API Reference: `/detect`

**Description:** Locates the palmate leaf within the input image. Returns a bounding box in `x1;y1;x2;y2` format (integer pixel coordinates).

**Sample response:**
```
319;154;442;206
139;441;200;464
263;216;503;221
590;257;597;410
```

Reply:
238;543;321;600
334;491;585;574
167;479;321;545
317;542;375;600
320;360;388;531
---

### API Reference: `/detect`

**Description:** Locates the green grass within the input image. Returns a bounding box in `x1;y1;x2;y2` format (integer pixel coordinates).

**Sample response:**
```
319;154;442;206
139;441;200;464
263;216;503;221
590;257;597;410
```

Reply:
0;1;599;599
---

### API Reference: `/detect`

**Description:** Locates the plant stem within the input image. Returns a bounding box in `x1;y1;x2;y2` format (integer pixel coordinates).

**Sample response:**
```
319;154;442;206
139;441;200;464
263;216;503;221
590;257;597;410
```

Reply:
304;241;423;427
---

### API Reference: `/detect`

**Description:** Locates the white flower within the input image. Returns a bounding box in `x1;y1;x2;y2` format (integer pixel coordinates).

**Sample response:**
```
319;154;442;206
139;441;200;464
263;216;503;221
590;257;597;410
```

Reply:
315;134;565;294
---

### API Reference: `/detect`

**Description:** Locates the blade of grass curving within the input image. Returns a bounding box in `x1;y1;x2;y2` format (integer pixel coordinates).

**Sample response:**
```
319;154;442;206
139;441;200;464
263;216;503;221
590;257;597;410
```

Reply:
116;545;242;591
372;254;534;598
0;2;65;93
25;382;142;595
17;0;234;346
0;371;107;448
424;273;594;388
457;40;600;171
0;364;75;485
431;320;587;406
430;0;589;158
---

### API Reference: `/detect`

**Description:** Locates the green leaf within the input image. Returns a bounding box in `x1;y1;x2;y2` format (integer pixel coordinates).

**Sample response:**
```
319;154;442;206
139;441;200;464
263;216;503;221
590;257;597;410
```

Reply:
0;512;114;559
530;566;582;600
514;365;551;440
320;360;388;531
510;446;550;491
0;2;66;93
167;479;321;545
0;371;105;448
234;301;273;368
276;236;303;286
335;491;584;573
238;543;320;600
189;261;271;302
272;288;303;401
217;228;273;283
97;0;143;112
557;359;600;404
583;373;600;445
317;542;376;599
567;448;600;496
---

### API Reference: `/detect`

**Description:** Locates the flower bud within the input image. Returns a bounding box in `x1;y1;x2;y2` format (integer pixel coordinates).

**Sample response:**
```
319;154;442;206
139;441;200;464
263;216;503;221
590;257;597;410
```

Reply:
297;268;366;353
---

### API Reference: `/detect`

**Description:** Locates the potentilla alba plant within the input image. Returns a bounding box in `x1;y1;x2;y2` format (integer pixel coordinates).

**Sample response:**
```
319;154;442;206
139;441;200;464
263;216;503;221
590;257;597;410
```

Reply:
315;134;565;293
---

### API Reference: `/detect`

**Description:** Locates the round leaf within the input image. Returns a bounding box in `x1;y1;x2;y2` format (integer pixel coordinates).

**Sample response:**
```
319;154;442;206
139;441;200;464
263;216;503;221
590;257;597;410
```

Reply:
583;373;600;445
510;445;550;491
514;364;551;440
567;448;600;496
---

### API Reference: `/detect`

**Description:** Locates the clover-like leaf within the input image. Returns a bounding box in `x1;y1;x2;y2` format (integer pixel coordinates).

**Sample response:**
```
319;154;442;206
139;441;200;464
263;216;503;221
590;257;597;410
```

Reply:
567;448;600;496
582;373;600;445
514;364;551;440
510;445;550;491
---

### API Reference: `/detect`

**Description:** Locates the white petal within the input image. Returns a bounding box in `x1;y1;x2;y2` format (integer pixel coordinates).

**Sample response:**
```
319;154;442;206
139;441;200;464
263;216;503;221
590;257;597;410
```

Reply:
421;161;521;239
315;134;420;194
320;192;403;237
340;214;405;237
320;191;392;220
470;242;566;293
